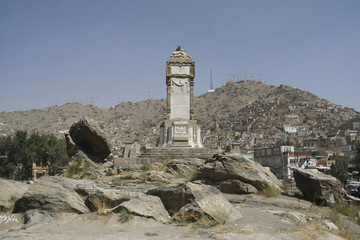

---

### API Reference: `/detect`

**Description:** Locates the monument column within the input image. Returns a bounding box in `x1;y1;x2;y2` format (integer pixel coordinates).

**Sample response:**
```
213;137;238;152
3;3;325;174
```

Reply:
159;46;202;148
190;80;194;119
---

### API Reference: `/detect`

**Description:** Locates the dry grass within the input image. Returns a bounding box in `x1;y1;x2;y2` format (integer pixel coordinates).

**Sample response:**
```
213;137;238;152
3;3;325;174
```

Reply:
174;209;230;229
118;209;133;223
333;230;358;240
330;201;360;224
181;165;198;182
144;232;158;237
260;183;281;198
112;177;128;186
89;197;112;215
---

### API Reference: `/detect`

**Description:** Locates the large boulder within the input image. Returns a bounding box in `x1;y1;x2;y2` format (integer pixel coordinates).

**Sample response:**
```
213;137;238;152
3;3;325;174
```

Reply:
197;154;282;193
13;176;90;214
293;168;348;206
147;182;242;223
0;179;29;212
66;117;111;163
116;195;170;223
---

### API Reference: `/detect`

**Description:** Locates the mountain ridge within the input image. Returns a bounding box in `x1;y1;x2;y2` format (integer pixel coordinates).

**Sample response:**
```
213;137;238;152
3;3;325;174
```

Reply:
0;80;359;150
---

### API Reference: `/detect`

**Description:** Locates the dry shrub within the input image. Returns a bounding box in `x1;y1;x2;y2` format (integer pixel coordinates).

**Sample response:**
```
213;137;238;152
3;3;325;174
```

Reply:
118;208;133;223
181;165;198;182
260;183;281;198
175;209;230;229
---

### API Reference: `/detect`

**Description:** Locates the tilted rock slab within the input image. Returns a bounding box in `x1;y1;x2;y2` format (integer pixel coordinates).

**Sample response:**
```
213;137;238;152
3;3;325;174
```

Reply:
197;154;282;193
117;195;170;223
83;186;170;222
293;168;348;206
13;176;90;214
147;182;242;223
66;117;111;163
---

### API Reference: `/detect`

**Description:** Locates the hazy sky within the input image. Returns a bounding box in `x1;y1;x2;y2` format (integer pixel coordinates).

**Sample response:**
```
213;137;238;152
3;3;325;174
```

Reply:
1;0;359;112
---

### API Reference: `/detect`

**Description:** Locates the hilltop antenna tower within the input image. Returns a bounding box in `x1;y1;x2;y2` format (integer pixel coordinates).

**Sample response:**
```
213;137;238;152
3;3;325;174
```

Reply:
208;69;215;92
147;88;151;100
258;67;261;82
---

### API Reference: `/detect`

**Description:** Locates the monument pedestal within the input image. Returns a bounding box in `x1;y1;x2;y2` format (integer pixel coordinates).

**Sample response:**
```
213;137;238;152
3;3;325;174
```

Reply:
159;119;202;148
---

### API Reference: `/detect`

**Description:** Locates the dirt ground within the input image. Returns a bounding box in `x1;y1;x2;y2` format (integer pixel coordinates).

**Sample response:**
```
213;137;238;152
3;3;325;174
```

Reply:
1;193;359;240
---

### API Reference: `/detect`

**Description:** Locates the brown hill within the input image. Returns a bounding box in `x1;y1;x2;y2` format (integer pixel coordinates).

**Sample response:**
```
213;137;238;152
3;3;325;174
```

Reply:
0;80;359;151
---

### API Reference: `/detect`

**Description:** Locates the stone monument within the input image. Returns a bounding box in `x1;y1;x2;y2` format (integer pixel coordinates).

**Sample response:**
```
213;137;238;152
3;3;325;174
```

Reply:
158;46;202;148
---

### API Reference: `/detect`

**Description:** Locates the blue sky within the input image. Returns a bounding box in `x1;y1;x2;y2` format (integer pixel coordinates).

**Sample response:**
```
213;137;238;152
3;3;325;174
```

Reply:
1;0;359;112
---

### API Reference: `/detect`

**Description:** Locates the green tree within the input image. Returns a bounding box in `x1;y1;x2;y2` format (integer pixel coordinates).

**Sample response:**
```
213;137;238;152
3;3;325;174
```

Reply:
0;131;69;180
353;141;360;172
329;157;349;183
45;134;69;175
0;135;14;178
8;131;31;180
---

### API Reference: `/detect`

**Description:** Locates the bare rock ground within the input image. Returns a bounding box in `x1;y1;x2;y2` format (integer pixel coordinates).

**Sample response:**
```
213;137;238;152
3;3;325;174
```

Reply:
1;156;359;240
1;193;358;240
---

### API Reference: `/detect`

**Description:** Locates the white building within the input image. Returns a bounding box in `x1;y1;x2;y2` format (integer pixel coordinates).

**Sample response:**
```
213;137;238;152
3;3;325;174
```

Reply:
254;146;315;179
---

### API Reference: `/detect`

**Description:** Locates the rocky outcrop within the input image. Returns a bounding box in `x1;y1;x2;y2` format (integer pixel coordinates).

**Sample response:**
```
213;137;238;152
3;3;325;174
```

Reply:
13;176;90;214
147;182;242;223
66;117;111;163
0;179;30;212
293;168;348;206
12;176;170;222
197;154;282;193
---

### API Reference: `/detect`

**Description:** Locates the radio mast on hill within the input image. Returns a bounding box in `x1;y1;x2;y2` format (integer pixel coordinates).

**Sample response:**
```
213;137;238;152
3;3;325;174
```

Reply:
208;69;215;93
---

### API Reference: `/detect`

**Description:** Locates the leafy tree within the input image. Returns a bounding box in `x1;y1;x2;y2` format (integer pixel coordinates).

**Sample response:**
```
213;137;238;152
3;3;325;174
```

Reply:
8;131;31;180
0;131;69;180
353;141;360;172
329;157;349;183
0;135;14;178
45;134;69;175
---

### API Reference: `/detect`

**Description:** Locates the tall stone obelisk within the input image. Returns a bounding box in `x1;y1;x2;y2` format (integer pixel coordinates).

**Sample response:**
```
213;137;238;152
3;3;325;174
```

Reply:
159;46;202;148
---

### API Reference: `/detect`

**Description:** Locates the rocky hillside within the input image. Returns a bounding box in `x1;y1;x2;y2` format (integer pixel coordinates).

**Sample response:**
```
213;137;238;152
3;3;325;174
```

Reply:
0;80;359;151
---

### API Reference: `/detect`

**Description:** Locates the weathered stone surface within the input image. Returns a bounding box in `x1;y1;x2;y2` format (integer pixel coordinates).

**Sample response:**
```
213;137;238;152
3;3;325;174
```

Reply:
167;158;205;175
0;179;30;212
22;209;59;229
84;188;140;212
197;154;282;192
67;117;111;163
218;179;258;194
147;182;242;223
146;170;171;184
266;209;307;225
13;176;90;214
293;168;347;206
65;133;77;157
117;195;170;223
